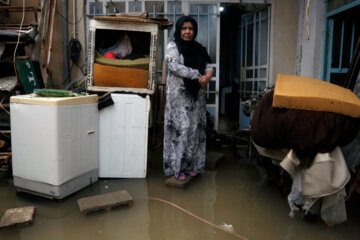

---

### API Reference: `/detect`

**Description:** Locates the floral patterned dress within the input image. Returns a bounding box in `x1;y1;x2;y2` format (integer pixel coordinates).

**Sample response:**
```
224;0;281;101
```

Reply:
163;41;213;179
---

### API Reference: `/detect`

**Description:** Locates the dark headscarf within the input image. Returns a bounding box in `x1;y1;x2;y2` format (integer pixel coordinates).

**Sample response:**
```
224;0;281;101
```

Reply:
173;16;212;101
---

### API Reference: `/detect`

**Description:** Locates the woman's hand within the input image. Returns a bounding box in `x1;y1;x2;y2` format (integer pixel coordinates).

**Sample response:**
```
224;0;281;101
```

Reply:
199;75;208;88
198;71;213;89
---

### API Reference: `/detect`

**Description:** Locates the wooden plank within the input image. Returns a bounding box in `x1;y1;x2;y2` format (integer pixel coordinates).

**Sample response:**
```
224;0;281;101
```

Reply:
77;190;133;214
0;206;36;229
43;0;56;87
165;175;193;189
94;16;172;26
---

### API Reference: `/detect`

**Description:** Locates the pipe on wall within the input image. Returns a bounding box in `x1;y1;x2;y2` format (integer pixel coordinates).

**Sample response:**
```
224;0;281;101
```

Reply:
72;0;76;39
62;0;69;86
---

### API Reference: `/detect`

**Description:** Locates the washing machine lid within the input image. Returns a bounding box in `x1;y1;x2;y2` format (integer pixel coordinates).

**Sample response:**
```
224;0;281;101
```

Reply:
10;94;98;106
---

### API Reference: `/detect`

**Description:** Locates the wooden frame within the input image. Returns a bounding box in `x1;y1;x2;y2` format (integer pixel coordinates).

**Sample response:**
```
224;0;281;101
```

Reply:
86;17;160;94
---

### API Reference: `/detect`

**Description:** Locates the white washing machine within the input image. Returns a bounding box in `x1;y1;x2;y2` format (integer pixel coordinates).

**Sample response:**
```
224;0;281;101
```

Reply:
10;94;99;199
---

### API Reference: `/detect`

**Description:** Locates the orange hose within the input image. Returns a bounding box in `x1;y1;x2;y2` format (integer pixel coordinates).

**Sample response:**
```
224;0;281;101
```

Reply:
148;197;249;240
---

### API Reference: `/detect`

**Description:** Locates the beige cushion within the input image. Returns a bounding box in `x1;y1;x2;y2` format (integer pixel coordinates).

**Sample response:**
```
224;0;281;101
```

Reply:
273;74;360;118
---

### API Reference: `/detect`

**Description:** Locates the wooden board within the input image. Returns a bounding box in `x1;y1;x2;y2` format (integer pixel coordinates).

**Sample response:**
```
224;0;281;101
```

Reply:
93;63;149;88
165;176;193;188
77;190;133;214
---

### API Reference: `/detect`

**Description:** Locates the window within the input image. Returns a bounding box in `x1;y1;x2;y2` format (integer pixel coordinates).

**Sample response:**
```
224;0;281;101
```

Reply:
323;3;360;85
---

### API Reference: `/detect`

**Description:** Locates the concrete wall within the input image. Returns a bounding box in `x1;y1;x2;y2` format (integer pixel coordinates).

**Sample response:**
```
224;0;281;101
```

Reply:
5;0;39;24
270;0;299;85
68;0;87;89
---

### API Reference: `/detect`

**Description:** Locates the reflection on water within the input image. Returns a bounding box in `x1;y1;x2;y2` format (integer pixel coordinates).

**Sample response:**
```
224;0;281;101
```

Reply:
0;149;359;240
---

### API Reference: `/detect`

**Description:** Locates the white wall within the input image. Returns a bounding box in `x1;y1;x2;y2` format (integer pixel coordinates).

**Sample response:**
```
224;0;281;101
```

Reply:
270;0;299;85
296;0;326;79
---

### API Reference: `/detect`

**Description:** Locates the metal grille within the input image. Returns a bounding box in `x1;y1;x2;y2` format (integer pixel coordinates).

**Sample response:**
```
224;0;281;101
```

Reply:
240;7;269;100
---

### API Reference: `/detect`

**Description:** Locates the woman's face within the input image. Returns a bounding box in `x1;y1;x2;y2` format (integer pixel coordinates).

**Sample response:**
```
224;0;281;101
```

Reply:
180;22;194;41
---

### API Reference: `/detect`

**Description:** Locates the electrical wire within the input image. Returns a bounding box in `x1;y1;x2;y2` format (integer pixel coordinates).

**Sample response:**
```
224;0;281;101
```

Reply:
13;0;26;75
51;0;85;25
306;0;311;40
0;98;10;115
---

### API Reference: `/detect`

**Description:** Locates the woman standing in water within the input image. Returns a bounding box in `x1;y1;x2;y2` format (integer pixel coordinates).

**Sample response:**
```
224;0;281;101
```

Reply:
163;16;213;180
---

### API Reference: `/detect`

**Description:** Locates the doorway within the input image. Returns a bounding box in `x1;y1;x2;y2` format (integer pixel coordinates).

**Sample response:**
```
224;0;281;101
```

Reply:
219;3;270;132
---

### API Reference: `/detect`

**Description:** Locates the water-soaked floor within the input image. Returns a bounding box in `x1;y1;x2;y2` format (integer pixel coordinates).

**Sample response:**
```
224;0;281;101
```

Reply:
0;147;359;240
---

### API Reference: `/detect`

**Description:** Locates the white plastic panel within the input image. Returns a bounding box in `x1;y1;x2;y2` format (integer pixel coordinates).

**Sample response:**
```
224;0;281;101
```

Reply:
99;94;150;178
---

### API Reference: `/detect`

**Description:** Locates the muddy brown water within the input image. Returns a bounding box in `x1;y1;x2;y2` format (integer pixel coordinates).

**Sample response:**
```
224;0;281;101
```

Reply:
0;149;359;240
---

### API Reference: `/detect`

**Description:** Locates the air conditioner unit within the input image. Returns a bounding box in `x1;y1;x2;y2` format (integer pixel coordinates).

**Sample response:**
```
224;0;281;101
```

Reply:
0;0;10;6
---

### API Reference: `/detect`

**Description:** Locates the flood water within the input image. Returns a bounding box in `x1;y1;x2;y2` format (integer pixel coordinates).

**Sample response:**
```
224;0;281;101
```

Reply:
0;148;359;240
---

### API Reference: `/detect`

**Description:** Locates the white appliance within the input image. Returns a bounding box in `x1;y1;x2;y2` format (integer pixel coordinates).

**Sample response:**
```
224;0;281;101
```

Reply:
10;95;99;199
99;94;150;178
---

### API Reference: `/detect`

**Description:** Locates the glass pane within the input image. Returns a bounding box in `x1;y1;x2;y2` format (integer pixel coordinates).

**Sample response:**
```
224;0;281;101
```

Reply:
105;2;125;14
331;19;342;68
329;5;360;71
245;82;252;91
89;2;103;16
259;81;266;91
261;8;268;18
246;22;253;67
260;18;268;65
246;69;253;78
355;21;360;60
190;4;216;14
242;27;246;66
211;66;216;76
330;72;347;86
168;1;182;13
206;93;216;104
189;4;217;61
245;14;253;24
341;20;353;68
259;68;267;78
255;19;259;66
209;80;216;91
129;1;142;12
145;1;164;18
254;69;258;78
